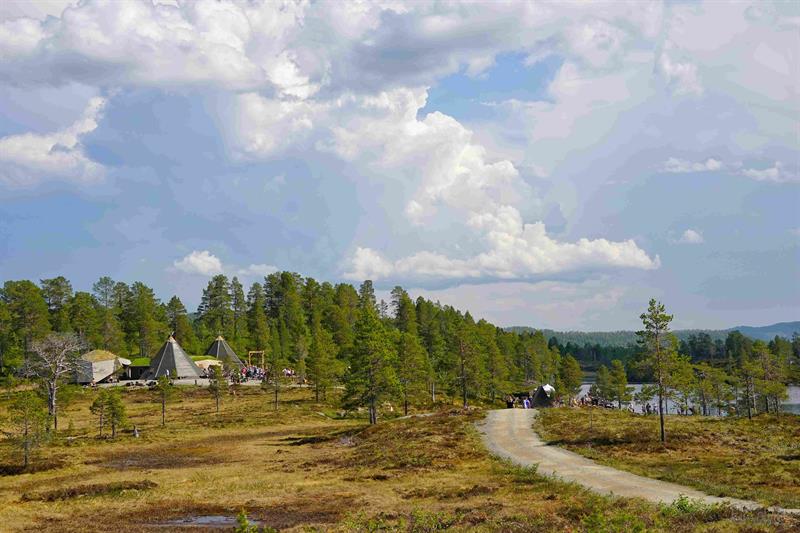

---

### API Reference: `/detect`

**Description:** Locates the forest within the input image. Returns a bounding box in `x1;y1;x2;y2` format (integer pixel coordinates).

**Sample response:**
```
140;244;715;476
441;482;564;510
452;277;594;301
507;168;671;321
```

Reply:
0;273;797;421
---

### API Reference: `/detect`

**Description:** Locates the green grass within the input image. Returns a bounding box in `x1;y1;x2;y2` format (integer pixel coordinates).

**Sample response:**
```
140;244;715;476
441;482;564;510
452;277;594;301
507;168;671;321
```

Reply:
0;388;797;531
536;407;800;509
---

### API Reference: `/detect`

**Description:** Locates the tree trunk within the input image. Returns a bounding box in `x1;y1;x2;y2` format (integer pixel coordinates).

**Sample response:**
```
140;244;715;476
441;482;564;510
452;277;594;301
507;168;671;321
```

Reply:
111;419;116;438
49;383;58;432
274;383;279;411
431;381;436;403
658;389;666;444
215;394;220;414
161;397;166;427
369;397;377;425
23;418;30;468
404;394;408;416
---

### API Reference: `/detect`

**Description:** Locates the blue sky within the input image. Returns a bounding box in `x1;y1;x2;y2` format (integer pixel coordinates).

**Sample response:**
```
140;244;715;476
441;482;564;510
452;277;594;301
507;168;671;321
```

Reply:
0;0;798;330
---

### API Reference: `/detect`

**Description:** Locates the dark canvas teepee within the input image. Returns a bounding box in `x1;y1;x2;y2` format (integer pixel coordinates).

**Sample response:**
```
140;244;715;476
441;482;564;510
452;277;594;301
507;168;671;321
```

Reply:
205;335;244;368
147;335;202;379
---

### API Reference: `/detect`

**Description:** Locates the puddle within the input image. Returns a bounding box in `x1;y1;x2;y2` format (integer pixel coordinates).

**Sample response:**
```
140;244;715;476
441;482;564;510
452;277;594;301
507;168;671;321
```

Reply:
155;515;263;528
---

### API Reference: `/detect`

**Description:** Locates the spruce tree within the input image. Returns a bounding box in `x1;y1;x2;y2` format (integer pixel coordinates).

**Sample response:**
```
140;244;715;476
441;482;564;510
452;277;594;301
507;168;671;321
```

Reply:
343;303;397;424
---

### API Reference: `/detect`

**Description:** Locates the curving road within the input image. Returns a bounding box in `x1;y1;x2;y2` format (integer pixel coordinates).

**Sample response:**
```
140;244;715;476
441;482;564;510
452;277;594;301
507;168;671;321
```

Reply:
477;408;799;515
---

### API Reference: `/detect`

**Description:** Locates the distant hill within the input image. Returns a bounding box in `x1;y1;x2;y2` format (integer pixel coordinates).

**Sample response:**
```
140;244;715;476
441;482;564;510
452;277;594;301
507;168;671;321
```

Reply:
506;321;799;347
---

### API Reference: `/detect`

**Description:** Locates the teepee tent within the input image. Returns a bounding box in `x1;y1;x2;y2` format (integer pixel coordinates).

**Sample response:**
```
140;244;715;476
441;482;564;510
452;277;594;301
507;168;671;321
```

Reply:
531;384;556;407
205;335;244;368
147;335;202;379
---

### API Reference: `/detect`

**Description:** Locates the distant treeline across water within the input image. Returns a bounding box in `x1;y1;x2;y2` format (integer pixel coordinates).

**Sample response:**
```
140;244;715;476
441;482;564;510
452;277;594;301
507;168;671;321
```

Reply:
507;322;800;347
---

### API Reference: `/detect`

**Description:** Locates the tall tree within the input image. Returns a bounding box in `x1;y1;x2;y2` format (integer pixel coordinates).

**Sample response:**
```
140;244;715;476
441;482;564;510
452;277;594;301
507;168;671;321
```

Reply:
559;354;583;403
166;296;198;354
40;276;73;332
124;282;168;357
27;333;82;432
69;292;98;344
636;299;676;444
593;364;612;402
395;331;429;415
6;391;48;468
92;276;116;309
2;280;51;365
307;312;339;401
478;320;507;402
198;275;233;341
455;316;484;408
265;321;287;410
105;390;126;438
246;283;270;351
343;304;397;424
608;359;631;409
230;277;248;349
0;299;12;374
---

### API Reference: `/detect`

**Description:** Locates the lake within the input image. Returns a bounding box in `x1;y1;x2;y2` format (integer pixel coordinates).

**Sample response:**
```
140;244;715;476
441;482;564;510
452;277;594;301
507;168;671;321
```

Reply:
577;383;800;415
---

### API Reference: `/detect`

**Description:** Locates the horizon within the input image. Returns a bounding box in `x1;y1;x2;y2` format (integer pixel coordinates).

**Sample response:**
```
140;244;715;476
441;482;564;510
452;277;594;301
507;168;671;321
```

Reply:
1;1;798;330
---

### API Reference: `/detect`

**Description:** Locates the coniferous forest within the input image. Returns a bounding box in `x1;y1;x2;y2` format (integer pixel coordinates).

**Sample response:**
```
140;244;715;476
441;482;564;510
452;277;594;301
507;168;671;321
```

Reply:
1;273;797;419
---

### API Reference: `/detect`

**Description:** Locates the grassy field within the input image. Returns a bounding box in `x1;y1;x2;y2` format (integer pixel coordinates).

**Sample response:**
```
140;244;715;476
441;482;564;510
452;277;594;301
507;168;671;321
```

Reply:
535;407;800;510
0;386;798;532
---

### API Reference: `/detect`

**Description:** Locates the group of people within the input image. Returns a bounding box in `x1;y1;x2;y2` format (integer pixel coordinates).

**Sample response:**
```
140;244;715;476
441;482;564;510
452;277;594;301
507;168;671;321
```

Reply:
505;395;534;409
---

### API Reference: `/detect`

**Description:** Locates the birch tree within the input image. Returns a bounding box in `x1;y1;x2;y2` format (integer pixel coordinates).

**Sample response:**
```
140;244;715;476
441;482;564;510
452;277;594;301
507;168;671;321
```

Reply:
28;333;82;432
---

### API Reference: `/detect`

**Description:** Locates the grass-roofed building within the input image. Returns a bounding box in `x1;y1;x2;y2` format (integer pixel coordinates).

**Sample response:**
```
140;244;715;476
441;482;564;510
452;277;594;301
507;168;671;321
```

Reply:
205;335;244;369
146;335;202;379
75;350;131;384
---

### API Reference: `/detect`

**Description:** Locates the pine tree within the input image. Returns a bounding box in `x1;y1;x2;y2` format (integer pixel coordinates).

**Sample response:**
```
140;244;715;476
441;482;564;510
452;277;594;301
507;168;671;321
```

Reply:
154;375;175;426
266;322;287;410
559;354;583;402
455;316;484;408
198;275;233;341
70;292;98;344
608;359;631;409
105;390;126;438
307;312;339;401
343;304;398;424
636;299;676;444
1;280;51;365
478;320;507;402
92;276;116;309
594;365;612;402
40;276;73;332
246;283;269;351
230;277;248;350
166;296;198;354
90;389;109;437
395;331;429;415
8;391;48;468
208;365;226;414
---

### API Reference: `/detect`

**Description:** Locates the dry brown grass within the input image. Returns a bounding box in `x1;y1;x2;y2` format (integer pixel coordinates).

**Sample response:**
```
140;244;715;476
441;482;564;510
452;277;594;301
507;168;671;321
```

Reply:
0;386;798;532
536;407;800;509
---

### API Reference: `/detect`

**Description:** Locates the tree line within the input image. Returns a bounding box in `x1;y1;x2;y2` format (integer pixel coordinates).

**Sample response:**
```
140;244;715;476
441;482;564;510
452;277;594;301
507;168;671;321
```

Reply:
1;275;797;428
1;274;587;419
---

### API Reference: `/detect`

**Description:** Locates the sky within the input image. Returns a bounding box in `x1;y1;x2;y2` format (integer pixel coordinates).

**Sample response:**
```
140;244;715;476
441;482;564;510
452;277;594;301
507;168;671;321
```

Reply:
0;0;798;331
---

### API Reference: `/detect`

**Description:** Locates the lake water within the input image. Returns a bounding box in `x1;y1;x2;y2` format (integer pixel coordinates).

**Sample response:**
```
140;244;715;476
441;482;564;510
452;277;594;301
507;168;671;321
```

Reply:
577;383;800;415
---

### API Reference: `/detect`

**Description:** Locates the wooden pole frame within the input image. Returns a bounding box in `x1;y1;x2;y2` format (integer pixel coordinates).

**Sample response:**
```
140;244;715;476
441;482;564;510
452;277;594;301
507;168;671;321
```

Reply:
247;350;265;369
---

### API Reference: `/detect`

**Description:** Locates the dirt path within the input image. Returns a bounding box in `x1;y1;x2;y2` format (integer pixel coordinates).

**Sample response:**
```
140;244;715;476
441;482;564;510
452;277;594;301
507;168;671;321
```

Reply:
477;408;800;515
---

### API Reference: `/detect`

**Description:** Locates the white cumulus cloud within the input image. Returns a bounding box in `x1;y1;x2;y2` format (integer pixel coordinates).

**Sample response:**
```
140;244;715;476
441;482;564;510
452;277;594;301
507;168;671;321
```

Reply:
0;96;105;187
172;251;278;278
173;250;224;276
740;162;798;183
677;229;704;244
661;157;723;173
